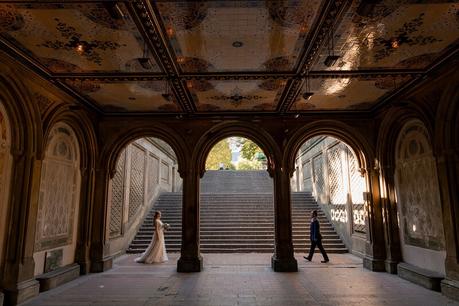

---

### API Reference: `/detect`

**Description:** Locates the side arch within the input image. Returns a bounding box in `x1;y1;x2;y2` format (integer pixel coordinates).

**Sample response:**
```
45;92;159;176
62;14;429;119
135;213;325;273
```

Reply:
101;124;189;180
285;120;374;176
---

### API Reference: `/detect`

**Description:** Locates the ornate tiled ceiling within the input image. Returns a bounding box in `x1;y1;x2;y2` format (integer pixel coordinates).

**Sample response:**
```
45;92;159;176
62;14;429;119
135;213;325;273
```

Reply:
0;0;457;114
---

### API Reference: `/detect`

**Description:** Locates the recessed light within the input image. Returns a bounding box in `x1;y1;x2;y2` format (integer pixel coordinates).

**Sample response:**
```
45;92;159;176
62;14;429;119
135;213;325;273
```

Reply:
75;44;84;54
391;38;399;49
232;41;243;48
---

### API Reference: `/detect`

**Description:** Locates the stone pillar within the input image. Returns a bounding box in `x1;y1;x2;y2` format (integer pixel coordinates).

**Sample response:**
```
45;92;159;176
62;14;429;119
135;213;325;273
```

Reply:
271;164;298;272
177;167;203;272
379;166;402;274
362;167;386;272
437;151;459;300
75;166;95;274
1;152;41;305
89;168;113;272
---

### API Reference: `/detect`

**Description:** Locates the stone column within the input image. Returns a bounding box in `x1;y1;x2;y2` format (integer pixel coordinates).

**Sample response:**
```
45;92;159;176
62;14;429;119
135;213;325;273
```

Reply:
271;164;298;272
379;166;402;274
437;150;459;300
362;166;387;272
75;166;95;274
177;167;203;272
89;168;113;272
1;152;41;305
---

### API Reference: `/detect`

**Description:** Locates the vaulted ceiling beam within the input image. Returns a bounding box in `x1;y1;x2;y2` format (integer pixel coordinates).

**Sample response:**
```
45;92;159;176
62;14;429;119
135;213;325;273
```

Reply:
127;0;195;113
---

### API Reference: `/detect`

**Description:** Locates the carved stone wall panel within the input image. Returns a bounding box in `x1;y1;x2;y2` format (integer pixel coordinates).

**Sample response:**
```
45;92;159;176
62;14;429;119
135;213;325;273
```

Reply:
148;153;159;199
395;121;445;251
313;154;325;203
109;149;126;238
327;144;346;205
128;145;145;221
348;148;366;233
35;123;80;251
302;160;312;191
161;161;169;184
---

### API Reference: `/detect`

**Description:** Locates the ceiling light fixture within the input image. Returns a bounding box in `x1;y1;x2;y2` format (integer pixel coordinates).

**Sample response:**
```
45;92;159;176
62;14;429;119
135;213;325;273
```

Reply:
75;43;85;54
232;41;243;48
324;23;340;67
302;73;314;100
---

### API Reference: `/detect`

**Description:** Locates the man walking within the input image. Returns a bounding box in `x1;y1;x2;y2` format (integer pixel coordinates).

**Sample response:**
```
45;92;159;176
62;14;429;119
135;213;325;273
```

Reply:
304;210;329;263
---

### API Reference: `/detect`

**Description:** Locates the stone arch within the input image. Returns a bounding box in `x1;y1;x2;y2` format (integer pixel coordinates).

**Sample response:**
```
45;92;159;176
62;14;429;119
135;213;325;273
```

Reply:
33;122;82;276
394;119;446;274
103;125;189;180
286;121;372;253
194;121;281;177
285;120;373;176
377;105;434;170
0;101;12;276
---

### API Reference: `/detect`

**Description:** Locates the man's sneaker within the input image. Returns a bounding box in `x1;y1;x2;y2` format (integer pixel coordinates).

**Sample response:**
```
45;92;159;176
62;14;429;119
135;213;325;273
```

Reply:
304;256;312;261
321;260;329;263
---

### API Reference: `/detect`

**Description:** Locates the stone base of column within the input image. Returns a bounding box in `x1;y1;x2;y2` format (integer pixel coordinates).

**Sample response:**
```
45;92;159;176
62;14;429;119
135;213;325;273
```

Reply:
3;279;39;306
363;256;385;272
441;278;459;301
177;255;203;272
271;255;298;272
0;291;4;306
385;260;399;274
90;256;113;273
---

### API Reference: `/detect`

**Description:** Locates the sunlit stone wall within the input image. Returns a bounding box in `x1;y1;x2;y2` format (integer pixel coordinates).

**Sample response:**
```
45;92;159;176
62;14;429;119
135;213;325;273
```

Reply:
294;136;366;254
107;138;181;256
395;120;446;275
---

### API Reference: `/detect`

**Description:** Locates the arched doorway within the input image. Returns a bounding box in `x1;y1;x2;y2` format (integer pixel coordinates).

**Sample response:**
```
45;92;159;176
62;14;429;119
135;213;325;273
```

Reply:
106;137;182;258
200;137;273;253
291;135;368;258
33;123;81;276
394;120;446;274
0;101;12;275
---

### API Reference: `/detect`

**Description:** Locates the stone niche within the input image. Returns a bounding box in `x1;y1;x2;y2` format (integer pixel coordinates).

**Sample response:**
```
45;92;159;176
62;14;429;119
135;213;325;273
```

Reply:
33;123;81;276
395;120;446;276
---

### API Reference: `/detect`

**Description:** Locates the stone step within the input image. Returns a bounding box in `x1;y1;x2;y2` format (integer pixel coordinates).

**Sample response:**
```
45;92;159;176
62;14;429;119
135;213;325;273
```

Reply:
129;189;347;254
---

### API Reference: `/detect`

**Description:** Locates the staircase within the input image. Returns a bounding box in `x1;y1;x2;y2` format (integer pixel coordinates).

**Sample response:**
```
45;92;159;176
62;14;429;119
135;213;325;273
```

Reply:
127;171;347;254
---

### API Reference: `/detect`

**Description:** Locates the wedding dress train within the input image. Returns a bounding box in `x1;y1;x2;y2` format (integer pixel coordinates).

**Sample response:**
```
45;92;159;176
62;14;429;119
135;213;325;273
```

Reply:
135;219;168;263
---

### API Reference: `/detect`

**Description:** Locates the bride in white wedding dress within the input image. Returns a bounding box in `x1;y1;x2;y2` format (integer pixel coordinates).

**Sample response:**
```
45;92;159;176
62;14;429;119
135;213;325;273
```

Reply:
135;211;168;263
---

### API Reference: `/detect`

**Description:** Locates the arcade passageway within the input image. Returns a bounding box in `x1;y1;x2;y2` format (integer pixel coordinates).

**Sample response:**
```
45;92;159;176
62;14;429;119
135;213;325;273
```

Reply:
0;1;458;305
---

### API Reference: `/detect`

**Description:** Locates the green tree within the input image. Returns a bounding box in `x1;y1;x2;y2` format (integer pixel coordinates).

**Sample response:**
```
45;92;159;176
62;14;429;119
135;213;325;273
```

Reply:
205;139;232;170
239;138;265;161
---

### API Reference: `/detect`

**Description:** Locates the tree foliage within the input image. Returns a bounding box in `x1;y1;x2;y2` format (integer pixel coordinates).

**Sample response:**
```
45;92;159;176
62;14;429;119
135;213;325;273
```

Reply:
205;139;232;170
238;138;265;161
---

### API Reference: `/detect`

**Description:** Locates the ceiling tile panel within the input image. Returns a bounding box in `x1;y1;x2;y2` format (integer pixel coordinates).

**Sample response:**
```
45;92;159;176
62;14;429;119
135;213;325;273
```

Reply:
189;79;286;112
312;1;459;71
65;80;179;112
291;75;412;111
155;0;323;72
0;3;161;73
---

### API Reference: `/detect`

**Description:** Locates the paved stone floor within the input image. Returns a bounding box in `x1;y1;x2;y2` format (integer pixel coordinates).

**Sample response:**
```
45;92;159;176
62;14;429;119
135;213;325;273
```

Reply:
23;253;459;306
